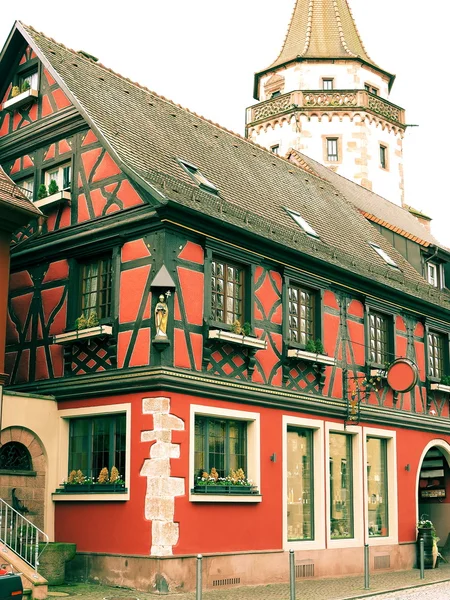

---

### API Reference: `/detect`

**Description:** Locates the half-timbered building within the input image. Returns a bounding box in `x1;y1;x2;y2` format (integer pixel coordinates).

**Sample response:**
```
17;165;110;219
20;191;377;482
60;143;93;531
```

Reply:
1;11;450;594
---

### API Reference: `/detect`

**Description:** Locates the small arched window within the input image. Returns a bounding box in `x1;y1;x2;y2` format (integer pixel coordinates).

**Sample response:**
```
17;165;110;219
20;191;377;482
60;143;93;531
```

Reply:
0;442;32;471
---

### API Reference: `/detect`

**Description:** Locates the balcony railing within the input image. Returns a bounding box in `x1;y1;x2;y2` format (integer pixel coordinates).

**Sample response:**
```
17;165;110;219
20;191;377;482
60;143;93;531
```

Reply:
246;90;405;126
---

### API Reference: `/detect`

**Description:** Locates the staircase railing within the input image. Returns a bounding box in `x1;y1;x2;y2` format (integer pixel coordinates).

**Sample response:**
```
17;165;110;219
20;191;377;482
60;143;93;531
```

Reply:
0;498;49;572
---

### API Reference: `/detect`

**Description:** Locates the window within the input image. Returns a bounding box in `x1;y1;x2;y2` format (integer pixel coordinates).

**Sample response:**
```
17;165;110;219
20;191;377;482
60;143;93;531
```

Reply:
285;208;319;238
288;285;316;346
271;144;280;155
367;437;388;537
329;433;353;539
428;331;445;379
68;413;126;480
17;177;34;201
369;242;398;268
380;145;387;169
0;442;33;471
80;255;113;320
45;162;71;192
368;311;389;365
179;159;218;194
194;416;246;479
211;258;243;325
365;84;378;95
427;262;444;288
19;69;38;92
287;427;313;541
323;78;334;90
326;138;339;162
271;91;281;98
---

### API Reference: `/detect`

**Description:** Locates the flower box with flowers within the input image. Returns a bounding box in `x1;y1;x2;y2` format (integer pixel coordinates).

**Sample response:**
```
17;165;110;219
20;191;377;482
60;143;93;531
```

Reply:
191;468;259;495
57;467;126;494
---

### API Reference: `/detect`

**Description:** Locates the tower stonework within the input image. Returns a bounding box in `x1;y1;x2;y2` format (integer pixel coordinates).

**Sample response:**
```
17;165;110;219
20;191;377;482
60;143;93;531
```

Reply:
246;0;406;206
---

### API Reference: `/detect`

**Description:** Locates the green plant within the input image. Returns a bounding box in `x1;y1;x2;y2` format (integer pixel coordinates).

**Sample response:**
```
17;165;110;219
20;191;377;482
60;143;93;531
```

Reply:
86;311;99;327
315;339;324;354
48;179;59;195
37;184;48;200
441;375;450;386
11;85;20;98
75;313;88;330
20;80;30;93
305;339;316;353
196;467;253;487
242;322;252;336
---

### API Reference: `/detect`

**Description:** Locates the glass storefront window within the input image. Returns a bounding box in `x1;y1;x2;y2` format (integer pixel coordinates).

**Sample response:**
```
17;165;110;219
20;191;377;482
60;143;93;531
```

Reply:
367;437;388;537
287;428;313;541
329;432;353;539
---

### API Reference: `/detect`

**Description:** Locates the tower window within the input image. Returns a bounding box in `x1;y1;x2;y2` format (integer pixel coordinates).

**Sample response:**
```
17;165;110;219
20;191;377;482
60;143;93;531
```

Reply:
271;144;280;155
323;79;334;90
365;84;379;95
326;138;339;162
380;145;387;170
271;91;281;99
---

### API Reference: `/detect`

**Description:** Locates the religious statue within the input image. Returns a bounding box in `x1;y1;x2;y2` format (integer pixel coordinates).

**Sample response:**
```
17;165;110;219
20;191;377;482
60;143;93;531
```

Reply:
155;294;169;338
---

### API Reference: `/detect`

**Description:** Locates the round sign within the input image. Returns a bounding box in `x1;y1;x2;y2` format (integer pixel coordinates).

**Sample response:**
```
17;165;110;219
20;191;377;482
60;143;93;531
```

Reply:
386;358;418;393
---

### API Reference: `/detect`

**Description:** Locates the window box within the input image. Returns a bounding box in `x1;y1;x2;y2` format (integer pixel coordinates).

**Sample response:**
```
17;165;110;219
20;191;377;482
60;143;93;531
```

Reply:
53;324;113;344
430;383;450;394
2;88;38;111
287;348;335;366
34;189;71;210
208;328;267;350
56;483;127;494
191;484;259;495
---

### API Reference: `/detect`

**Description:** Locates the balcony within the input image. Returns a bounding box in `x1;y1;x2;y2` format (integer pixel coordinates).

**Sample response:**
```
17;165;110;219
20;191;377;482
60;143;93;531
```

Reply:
246;90;405;127
2;89;39;111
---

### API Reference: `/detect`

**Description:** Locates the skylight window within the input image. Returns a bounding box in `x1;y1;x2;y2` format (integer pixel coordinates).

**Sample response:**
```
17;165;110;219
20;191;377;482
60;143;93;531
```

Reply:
178;159;218;194
369;243;398;268
285;208;319;238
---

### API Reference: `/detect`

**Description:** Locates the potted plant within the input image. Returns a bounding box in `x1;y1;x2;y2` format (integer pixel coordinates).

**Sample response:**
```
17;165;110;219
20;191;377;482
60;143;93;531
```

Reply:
59;466;126;493
192;467;259;495
417;515;440;568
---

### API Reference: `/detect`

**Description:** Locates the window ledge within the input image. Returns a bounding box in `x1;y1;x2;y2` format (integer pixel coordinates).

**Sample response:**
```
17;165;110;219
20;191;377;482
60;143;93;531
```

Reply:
34;190;71;210
53;484;128;501
53;325;113;344
3;89;38;111
430;383;450;394
287;348;335;366
52;491;129;502
208;329;267;349
190;488;262;503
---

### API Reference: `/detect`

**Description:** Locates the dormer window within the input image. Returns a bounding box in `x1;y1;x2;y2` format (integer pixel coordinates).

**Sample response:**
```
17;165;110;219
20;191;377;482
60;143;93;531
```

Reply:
369;243;398;269
179;159;218;194
427;262;444;289
286;208;319;238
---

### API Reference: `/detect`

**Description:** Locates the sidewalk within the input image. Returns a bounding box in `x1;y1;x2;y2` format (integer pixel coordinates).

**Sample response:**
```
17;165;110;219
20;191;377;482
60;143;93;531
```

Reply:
49;563;450;599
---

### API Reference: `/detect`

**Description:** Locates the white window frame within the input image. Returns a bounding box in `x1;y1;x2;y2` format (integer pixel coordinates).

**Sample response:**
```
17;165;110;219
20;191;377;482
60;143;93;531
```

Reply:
326;423;363;548
189;404;261;503
369;242;399;269
283;415;325;550
363;427;398;546
285;208;320;238
44;162;72;191
53;403;131;502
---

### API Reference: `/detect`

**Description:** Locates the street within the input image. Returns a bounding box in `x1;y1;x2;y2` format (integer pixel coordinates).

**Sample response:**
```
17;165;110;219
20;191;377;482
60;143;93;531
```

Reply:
366;581;450;599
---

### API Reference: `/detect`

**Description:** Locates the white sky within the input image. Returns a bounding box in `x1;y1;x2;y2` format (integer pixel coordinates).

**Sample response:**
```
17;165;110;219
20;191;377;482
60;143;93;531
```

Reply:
1;1;449;244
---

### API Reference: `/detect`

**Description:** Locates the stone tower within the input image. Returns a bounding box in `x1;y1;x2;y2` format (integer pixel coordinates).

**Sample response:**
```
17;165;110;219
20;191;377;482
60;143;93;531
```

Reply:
246;0;406;206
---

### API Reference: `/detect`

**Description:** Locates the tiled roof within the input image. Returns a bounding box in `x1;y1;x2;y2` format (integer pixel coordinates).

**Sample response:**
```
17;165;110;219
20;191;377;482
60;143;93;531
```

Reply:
0;166;42;217
261;0;384;73
15;23;450;310
287;149;442;248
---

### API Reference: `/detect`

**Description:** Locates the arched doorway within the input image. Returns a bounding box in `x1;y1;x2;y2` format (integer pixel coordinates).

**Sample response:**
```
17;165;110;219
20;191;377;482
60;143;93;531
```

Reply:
417;440;450;548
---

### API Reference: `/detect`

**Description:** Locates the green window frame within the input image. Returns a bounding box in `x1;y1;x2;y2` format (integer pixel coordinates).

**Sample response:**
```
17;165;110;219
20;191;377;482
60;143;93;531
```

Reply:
80;255;113;321
326;138;339;162
194;416;247;481
68;414;126;481
288;285;316;346
211;258;244;325
428;331;445;380
329;432;353;539
367;437;388;538
287;427;314;541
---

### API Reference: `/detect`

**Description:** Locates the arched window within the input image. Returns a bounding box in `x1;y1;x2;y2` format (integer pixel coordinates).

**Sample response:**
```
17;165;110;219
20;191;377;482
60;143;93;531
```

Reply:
0;442;32;471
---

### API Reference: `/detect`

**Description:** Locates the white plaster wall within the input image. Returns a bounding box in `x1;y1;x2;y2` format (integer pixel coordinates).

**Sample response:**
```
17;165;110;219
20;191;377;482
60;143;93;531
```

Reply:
259;62;390;101
1;391;58;540
250;113;404;206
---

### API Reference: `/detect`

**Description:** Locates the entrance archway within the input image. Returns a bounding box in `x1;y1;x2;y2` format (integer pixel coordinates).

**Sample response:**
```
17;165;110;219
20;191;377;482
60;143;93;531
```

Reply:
417;440;450;548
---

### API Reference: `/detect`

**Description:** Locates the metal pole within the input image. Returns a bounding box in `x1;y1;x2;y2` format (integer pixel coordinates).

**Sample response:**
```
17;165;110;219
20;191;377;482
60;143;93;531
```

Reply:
419;538;425;580
289;549;296;600
364;543;370;589
196;554;202;600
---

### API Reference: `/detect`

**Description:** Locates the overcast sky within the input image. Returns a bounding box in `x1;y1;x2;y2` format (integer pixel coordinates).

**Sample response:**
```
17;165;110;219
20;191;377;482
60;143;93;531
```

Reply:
1;1;449;244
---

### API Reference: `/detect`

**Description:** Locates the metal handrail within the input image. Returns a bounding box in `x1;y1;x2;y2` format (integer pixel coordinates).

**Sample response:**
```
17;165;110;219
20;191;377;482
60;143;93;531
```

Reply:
0;498;49;572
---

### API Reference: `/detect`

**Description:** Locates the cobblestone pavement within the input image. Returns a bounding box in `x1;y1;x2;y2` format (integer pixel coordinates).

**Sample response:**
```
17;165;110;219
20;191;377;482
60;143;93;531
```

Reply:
49;564;450;600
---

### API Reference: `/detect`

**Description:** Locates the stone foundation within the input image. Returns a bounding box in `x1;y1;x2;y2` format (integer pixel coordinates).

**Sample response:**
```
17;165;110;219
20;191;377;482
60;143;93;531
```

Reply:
66;543;417;594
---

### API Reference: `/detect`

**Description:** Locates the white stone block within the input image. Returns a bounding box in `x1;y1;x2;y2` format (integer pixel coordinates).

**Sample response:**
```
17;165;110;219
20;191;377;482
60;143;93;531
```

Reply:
140;458;170;477
142;397;170;414
150;441;180;459
153;413;184;431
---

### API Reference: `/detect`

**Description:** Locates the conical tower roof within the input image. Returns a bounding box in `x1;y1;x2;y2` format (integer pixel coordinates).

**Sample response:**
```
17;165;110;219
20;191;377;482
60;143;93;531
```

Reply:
254;0;395;97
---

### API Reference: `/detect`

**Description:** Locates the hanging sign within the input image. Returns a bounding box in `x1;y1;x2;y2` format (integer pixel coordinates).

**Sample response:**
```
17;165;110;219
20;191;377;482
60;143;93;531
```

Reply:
386;358;418;393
